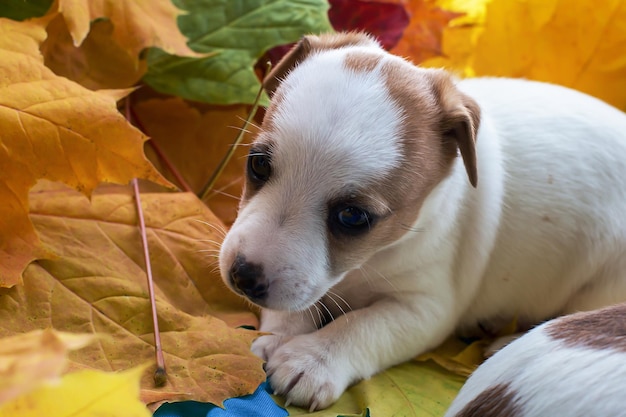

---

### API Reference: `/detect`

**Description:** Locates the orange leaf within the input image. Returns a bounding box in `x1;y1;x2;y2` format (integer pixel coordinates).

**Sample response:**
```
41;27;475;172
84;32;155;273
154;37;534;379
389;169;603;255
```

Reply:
52;0;201;64
391;0;463;64
0;17;171;287
136;98;258;226
0;183;263;406
41;15;147;90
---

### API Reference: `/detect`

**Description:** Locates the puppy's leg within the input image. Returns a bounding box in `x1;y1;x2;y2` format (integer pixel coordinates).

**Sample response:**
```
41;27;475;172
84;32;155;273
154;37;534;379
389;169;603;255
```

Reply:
266;295;456;410
252;308;319;361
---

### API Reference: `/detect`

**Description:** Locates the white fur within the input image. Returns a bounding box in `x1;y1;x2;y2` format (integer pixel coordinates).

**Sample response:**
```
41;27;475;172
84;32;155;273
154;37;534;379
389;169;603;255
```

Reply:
219;39;626;411
445;314;626;417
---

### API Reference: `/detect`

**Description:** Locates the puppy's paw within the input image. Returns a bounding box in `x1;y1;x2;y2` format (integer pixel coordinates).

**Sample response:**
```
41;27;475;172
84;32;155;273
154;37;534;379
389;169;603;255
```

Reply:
251;334;292;361
266;336;351;411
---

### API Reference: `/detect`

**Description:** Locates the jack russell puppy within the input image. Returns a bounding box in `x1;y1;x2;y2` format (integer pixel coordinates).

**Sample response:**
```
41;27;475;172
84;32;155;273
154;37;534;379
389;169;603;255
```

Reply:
218;32;626;411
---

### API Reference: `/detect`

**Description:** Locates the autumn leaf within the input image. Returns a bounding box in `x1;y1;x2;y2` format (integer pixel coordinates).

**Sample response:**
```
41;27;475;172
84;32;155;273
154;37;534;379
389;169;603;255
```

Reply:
422;0;626;110
134;98;257;226
286;361;465;416
0;183;263;406
41;15;148;90
0;329;94;404
49;0;201;65
391;0;463;64
0;17;171;287
143;0;333;105
328;0;410;50
0;365;151;417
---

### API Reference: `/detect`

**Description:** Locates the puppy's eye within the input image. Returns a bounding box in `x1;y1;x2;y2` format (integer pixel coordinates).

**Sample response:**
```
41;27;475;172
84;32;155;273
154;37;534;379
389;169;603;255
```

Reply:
248;153;271;183
330;205;373;236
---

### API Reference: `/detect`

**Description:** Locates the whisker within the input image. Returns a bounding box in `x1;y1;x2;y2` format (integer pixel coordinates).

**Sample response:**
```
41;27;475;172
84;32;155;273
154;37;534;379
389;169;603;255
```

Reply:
306;306;318;328
327;290;353;313
316;300;335;323
399;224;425;233
192;219;228;238
325;292;349;323
361;264;399;292
206;188;241;201
236;115;260;130
312;303;324;327
227;125;254;134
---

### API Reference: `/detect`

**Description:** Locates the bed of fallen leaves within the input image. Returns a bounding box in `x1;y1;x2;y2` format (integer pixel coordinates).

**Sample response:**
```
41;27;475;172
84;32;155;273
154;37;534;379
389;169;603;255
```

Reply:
1;0;626;416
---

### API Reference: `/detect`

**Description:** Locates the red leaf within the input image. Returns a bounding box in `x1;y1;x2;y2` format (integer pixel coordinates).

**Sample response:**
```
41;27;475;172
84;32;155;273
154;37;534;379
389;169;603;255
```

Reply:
329;0;410;50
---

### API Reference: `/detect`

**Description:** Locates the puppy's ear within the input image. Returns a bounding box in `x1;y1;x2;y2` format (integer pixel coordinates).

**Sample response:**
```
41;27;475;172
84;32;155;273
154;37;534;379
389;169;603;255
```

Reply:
263;32;381;97
433;73;481;187
262;36;315;97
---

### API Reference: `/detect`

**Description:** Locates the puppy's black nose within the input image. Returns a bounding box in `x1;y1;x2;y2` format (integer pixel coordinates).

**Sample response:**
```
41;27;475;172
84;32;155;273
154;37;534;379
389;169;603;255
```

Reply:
229;255;268;300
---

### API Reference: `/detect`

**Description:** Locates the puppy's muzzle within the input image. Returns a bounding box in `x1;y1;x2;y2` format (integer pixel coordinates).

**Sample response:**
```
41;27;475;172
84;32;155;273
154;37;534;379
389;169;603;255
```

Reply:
229;254;268;301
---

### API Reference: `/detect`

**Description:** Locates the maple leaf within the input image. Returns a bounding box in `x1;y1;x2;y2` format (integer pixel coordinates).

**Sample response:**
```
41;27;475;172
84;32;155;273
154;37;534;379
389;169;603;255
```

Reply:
0;365;151;417
391;0;464;64
50;0;201;64
0;183;263;406
422;0;626;110
0;329;94;404
143;0;333;105
134;98;257;226
328;0;410;50
0;17;171;288
41;15;148;90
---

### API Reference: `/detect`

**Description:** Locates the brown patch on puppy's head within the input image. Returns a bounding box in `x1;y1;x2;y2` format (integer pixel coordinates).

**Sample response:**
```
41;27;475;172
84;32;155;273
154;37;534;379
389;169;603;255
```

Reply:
454;383;522;417
263;32;380;97
546;303;626;352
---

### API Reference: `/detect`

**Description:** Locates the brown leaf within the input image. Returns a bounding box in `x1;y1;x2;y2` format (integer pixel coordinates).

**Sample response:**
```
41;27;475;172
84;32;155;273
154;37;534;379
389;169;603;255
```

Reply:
0;183;263;406
0;17;170;287
391;0;464;64
41;15;147;90
135;98;257;226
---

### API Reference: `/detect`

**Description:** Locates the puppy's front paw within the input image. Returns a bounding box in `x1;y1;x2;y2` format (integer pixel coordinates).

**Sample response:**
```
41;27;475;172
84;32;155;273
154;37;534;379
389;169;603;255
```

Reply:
266;336;351;411
251;334;292;361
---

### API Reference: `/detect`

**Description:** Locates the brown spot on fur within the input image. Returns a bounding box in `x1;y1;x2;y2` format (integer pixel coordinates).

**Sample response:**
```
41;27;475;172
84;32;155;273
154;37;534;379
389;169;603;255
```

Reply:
546;303;626;352
322;60;481;273
263;32;378;97
454;383;522;417
344;51;382;73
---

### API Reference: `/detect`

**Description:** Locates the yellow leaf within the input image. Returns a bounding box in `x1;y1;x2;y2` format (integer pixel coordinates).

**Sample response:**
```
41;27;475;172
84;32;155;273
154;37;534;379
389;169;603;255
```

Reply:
0;183;264;406
287;361;465;416
0;365;151;417
0;17;171;287
423;0;626;109
0;329;94;404
52;0;202;64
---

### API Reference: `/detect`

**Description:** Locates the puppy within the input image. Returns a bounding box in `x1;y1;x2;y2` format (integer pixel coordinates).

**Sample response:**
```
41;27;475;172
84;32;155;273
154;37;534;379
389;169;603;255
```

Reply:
218;32;626;410
444;303;626;417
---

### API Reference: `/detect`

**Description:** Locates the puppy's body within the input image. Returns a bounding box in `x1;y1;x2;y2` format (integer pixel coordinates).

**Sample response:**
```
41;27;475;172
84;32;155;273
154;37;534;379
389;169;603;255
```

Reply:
219;33;626;410
445;303;626;417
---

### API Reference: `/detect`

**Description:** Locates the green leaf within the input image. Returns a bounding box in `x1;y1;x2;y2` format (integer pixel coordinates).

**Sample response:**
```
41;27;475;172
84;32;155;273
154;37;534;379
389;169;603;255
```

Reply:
284;361;465;417
143;0;333;105
0;0;53;20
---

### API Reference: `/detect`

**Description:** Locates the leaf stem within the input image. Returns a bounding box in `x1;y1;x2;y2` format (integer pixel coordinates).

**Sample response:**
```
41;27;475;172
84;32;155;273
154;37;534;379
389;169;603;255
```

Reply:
125;97;194;193
132;178;167;387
